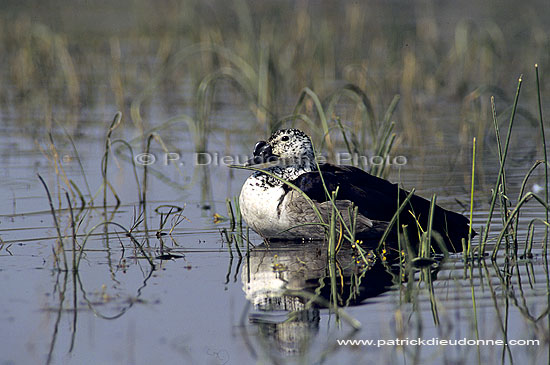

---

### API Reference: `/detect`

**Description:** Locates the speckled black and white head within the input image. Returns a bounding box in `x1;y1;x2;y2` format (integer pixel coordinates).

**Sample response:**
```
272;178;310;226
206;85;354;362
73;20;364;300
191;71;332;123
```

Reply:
245;129;315;168
242;129;316;188
267;129;314;162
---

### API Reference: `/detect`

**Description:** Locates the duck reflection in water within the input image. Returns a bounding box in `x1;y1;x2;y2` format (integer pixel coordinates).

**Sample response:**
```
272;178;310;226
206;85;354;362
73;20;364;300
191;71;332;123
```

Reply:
241;242;397;356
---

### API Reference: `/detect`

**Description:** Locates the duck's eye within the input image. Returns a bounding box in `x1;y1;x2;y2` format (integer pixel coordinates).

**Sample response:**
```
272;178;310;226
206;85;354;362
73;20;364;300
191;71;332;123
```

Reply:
281;136;289;142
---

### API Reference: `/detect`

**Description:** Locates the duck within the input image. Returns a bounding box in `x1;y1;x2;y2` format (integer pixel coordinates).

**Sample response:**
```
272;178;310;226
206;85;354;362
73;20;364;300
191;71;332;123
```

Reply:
238;128;473;253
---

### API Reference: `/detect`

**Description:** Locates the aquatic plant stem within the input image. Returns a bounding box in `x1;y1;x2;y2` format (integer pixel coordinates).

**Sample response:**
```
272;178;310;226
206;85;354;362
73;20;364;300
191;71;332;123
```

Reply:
535;64;549;251
293;87;334;157
482;77;523;251
75;221;156;269
226;198;236;230
376;189;416;250
65;192;77;271
514;160;546;254
102;112;122;209
468;137;476;257
491;192;550;259
420;195;436;258
38;174;68;271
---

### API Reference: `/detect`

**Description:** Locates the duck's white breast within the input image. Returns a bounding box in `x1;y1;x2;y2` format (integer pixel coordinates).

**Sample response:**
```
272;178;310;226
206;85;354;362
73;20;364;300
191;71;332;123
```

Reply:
239;175;292;237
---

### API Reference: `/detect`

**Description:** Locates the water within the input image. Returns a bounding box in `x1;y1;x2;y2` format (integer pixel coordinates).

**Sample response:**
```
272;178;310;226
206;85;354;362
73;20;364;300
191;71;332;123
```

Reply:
1;1;550;364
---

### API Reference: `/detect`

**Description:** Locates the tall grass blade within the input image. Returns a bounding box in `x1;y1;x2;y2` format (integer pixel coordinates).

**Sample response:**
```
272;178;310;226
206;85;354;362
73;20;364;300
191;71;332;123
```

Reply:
482;77;523;250
293;87;333;157
491;192;550;259
65;192;77;272
376;189;416;251
102;112;122;209
535;64;548;251
468;137;476;256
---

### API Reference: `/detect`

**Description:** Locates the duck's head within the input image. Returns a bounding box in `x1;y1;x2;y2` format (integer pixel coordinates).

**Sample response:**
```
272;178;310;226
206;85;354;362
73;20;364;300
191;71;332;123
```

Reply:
245;129;315;167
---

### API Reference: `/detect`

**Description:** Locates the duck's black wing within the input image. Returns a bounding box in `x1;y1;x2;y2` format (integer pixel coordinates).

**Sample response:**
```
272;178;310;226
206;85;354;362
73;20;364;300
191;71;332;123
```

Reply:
288;163;472;253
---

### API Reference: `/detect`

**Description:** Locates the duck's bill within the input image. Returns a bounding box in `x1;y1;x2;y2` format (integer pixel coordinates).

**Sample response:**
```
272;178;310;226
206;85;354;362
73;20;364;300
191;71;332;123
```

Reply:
244;140;280;166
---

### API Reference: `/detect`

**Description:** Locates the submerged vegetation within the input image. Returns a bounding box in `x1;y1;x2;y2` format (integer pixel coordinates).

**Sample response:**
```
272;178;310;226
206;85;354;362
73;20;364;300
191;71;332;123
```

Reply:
1;0;550;363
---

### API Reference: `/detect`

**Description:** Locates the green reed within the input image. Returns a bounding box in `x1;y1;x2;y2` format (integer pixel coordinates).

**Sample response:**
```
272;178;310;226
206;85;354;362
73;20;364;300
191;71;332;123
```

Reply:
293;87;334;156
535;65;549;250
222;195;251;258
480;77;523;252
102;112;122;208
375;189;416;251
226;198;236;230
328;189;339;260
422;195;437;259
491;192;550;260
64;192;78;272
470;68;550;259
468;137;476;257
